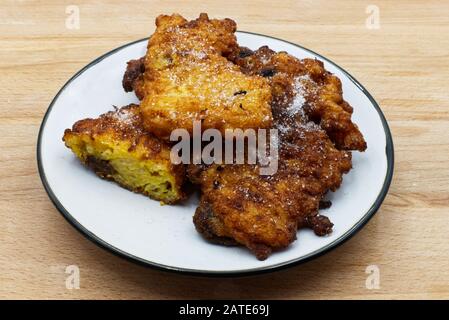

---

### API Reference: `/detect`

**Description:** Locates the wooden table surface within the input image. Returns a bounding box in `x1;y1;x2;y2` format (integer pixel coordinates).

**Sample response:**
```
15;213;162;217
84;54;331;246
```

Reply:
1;0;448;300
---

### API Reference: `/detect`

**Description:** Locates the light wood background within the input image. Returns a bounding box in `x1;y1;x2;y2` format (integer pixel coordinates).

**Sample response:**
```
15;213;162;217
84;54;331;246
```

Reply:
1;0;448;300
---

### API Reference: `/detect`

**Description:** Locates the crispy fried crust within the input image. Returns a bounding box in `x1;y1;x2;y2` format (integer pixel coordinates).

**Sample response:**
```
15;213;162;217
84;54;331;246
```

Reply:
229;46;367;151
193;200;239;247
63;104;187;204
135;13;272;140
189;125;352;259
122;57;145;98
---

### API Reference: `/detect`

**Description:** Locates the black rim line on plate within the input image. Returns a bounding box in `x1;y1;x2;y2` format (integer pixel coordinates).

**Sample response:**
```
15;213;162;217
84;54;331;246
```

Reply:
37;31;395;277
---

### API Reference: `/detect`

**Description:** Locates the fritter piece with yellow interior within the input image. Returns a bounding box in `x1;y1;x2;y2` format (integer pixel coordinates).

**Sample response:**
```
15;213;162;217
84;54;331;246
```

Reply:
63;104;186;204
230;46;367;151
136;13;272;139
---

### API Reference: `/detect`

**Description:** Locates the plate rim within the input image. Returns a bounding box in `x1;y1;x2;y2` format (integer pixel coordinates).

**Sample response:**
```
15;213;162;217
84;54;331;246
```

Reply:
37;31;395;277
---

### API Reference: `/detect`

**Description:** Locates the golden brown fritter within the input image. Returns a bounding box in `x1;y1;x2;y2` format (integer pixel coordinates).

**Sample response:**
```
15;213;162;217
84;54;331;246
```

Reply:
63;104;187;204
135;13;272;140
189;125;352;260
188;53;355;259
229;46;367;151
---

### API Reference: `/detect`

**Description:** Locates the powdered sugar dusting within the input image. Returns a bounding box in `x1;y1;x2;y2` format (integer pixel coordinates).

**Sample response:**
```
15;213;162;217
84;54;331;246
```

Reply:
113;108;135;125
286;75;310;118
274;74;324;136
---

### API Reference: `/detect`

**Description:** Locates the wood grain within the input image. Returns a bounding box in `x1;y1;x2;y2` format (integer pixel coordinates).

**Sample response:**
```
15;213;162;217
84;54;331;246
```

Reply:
1;0;448;299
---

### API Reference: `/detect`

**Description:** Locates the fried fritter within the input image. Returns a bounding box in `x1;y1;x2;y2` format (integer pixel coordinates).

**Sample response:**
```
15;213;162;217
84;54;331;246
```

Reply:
63;104;186;204
189;128;352;260
188;55;355;259
229;46;367;151
119;19;365;259
134;13;272;140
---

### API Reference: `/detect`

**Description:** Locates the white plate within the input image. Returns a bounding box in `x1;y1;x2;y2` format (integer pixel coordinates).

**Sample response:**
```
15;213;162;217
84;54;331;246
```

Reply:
37;32;394;276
